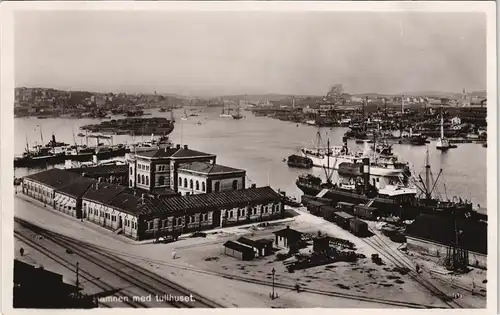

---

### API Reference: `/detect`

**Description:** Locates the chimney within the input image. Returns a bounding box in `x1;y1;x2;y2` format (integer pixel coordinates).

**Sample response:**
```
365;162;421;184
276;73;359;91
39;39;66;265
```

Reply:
184;145;188;149
176;144;181;149
251;183;257;188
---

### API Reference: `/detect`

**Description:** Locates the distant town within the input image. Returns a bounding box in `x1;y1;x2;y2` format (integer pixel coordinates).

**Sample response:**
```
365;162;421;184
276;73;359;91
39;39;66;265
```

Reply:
14;85;487;120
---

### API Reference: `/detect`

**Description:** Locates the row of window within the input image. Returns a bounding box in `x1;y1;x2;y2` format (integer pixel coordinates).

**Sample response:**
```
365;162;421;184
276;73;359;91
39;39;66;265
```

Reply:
25;183;51;196
138;164;150;171
157;165;168;171
227;205;279;218
146;213;211;230
178;177;206;192
85;204;137;229
137;174;150;186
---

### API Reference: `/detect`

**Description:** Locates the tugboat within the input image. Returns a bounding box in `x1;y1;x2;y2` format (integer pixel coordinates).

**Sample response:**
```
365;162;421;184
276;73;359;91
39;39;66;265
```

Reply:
286;154;313;169
398;128;427;146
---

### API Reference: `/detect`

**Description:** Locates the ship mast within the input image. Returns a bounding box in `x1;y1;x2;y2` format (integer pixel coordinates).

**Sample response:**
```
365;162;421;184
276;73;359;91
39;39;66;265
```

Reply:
440;108;444;140
425;146;431;199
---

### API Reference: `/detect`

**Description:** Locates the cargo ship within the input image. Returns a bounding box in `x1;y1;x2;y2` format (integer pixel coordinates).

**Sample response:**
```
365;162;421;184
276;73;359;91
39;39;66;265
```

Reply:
296;148;483;221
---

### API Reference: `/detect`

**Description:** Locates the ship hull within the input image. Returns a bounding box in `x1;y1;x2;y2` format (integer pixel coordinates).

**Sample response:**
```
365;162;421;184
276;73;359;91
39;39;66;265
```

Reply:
303;154;406;177
15;148;129;168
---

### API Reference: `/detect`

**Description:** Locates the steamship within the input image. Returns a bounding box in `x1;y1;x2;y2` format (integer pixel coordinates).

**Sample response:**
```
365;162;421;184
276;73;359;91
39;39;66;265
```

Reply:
296;147;482;221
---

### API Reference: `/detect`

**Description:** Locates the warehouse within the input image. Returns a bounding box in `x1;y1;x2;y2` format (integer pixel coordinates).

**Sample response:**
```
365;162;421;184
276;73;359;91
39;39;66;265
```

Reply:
236;237;273;257
273;226;303;249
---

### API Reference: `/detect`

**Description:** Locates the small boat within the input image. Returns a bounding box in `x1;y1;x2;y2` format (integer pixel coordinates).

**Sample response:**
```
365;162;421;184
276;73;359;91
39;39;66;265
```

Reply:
287;154;313;169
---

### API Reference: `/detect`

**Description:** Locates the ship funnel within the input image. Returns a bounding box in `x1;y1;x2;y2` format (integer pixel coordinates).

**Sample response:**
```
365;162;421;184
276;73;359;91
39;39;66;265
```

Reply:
52;134;56;144
184;145;188;149
362;158;370;192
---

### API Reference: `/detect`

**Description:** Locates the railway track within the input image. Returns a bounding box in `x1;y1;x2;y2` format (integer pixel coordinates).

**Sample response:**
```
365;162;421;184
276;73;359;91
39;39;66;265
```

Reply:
38;226;440;308
14;230;147;308
15;217;223;308
363;229;464;308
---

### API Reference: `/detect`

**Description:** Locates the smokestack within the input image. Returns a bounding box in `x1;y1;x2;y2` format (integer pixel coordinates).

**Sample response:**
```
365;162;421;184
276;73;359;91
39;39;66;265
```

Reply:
401;95;405;114
52;134;56;144
184;145;188;149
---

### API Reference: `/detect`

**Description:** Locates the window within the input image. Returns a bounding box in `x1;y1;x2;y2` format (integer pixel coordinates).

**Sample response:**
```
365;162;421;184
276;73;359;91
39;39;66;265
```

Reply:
130;167;133;175
241;209;245;217
204;213;208;221
232;180;238;190
190;179;193;189
162;219;167;228
202;182;206;192
129;180;133;187
141;175;145;185
195;181;199;191
176;217;183;226
146;176;149;186
229;211;233;218
178;177;182;186
184;178;188;187
237;209;240;217
146;165;149;171
214;182;220;192
187;216;191;224
159;176;165;186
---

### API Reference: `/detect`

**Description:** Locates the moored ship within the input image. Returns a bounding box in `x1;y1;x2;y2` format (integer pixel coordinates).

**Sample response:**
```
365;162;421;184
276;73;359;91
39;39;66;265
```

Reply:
80;117;175;136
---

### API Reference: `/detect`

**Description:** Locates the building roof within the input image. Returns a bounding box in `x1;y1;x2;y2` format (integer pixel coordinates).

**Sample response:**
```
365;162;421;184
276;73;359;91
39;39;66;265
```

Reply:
237;237;267;249
335;211;354;220
108;192;144;215
140;186;281;217
273;226;303;239
178;162;245;175
82;182;128;204
223;240;254;254
68;164;128;176
24;168;82;190
56;177;97;199
404;214;487;255
136;145;215;160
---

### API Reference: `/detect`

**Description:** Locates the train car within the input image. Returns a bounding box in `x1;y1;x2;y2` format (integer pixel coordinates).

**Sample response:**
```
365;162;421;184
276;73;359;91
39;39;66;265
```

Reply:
336;201;355;215
301;195;331;207
333;211;354;230
320;205;339;222
353;204;378;220
306;200;327;215
349;218;369;236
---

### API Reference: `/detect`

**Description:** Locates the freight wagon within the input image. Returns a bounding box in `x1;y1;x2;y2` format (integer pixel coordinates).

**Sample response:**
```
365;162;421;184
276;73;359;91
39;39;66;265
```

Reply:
353;204;378;220
333;211;354;230
306;200;327;215
320;205;339;222
349;218;369;236
336;202;355;215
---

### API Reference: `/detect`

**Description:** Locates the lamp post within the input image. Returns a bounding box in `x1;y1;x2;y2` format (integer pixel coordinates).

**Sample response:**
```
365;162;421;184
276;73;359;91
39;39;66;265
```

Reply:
270;268;277;300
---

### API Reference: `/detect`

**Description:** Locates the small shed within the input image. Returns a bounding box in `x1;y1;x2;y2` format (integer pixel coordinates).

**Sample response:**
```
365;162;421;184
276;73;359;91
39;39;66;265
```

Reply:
223;241;255;261
313;235;330;253
273;226;303;249
237;237;273;257
333;211;354;230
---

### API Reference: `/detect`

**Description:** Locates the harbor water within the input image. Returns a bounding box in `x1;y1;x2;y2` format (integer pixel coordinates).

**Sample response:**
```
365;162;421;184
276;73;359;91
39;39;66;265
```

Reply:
14;107;487;208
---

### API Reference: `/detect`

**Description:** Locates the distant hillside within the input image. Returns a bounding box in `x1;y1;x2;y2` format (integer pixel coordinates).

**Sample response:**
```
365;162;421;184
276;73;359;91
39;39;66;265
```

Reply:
219;94;320;102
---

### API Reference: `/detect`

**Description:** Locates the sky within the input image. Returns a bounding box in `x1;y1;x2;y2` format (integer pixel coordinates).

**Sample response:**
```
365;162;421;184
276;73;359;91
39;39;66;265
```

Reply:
15;11;487;96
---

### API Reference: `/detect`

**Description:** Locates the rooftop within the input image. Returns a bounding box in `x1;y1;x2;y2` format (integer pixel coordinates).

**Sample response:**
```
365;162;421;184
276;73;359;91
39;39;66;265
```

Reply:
223;240;254;254
24;168;82;190
68;164;128;176
108;192;144;216
404;214;487;255
237;237;268;249
140;186;281;217
56;177;97;199
178;161;245;175
273;226;303;239
136;145;215;160
82;182;128;204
